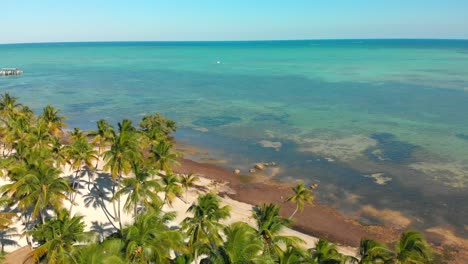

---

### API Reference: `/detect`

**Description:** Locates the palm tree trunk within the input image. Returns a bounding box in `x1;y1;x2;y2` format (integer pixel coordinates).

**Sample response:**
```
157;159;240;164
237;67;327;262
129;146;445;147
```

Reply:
111;180;118;221
40;210;46;225
117;175;122;230
289;204;299;219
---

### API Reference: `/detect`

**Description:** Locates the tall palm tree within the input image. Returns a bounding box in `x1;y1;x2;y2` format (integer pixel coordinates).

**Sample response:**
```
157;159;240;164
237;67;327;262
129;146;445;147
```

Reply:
113;162;163;217
103;119;141;229
286;182;314;219
0;162;70;224
252;203;303;259
38;105;67;136
358;238;393;264
181;193;231;258
150;140;179;174
27;209;93;264
162;173;183;207
65;137;98;212
393;231;432;264
119;209;184;263
180;173;200;202
203;222;267;264
88;119;115;169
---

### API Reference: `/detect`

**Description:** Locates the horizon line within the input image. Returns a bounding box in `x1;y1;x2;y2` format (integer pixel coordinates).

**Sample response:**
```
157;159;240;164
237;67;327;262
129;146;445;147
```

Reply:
2;37;468;46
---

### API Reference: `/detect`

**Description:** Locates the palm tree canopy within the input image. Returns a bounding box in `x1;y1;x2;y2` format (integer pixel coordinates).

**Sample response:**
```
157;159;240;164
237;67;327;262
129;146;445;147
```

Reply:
204;222;267;264
113;162;163;215
0;163;70;221
138;113;177;142
120;209;184;263
162;173;183;207
253;203;304;259
38;105;67;136
395;231;432;264
73;240;126;264
150;140;180;173
359;238;393;263
28;209;94;264
103;119;141;179
310;239;343;264
286;182;314;215
182;193;231;251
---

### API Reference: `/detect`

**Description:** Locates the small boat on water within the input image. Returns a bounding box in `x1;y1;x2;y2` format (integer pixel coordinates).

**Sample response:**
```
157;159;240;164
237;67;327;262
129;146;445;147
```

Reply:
0;68;23;76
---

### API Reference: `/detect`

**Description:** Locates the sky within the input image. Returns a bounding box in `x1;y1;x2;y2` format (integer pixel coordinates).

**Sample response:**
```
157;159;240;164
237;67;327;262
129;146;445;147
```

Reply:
1;0;468;44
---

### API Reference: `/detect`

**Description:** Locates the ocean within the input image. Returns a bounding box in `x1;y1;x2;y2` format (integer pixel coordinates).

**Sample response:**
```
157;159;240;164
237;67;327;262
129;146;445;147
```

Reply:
1;40;467;236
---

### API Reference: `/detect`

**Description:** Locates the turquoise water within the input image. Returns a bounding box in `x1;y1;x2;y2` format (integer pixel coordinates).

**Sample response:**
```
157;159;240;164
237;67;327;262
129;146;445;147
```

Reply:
1;40;468;235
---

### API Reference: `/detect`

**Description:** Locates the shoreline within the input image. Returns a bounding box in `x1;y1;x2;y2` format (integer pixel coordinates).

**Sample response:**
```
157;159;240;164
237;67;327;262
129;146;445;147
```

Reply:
175;157;468;262
175;157;399;247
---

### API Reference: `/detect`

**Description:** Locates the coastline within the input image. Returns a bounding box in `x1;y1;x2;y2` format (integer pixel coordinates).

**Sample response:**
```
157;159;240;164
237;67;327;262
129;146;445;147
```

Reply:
175;157;399;247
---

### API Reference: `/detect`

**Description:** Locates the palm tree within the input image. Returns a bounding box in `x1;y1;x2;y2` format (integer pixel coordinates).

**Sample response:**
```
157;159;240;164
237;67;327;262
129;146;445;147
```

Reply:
393;231;432;264
73;240;126;264
0;162;70;224
113;162;163;217
278;244;309;264
358;238;393;264
138;113;177;142
180;173;200;202
50;136;69;168
286;182;314;219
119;209;184;263
181;193;231;258
38;105;67;136
88;119;115;169
65;137;98;211
203;222;266;264
103;119;141;229
26;122;53;152
162;173;183;207
150;140;179;174
309;239;344;264
252;203;303;259
1;113;32;157
0;92;22;120
69;127;87;142
27;209;93;264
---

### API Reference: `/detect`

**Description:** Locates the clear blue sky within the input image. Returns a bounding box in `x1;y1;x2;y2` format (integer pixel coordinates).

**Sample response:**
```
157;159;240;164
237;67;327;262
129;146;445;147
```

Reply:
2;0;467;43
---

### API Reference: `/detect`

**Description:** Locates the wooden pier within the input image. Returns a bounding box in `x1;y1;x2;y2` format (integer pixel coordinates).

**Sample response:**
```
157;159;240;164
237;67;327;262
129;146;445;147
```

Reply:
0;68;23;76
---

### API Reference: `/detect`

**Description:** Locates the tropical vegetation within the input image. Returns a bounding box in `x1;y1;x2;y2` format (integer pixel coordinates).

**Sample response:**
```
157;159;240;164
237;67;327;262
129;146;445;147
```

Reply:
0;93;434;263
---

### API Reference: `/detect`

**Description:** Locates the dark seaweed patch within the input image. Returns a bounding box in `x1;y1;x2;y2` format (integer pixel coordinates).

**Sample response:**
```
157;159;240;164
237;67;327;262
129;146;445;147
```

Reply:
456;133;468;141
69;100;108;110
193;116;241;127
252;113;288;123
366;133;419;164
